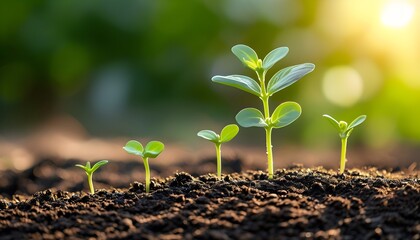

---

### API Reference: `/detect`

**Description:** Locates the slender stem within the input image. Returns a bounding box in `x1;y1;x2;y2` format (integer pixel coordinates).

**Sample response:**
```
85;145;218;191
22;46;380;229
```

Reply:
262;97;270;119
265;127;274;179
340;137;348;174
215;143;222;180
143;157;151;193
87;173;94;194
257;70;275;179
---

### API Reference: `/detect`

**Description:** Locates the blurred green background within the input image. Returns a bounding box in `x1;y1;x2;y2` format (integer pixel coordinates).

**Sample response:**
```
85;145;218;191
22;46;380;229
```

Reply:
1;0;420;150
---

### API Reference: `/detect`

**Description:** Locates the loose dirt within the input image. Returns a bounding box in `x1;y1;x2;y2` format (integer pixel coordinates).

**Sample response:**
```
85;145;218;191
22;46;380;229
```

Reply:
0;163;418;239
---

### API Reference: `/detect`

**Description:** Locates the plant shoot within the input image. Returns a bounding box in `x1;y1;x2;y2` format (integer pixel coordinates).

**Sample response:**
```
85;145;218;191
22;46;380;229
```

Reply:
123;140;164;193
197;124;239;179
323;114;366;174
75;160;109;194
212;44;314;179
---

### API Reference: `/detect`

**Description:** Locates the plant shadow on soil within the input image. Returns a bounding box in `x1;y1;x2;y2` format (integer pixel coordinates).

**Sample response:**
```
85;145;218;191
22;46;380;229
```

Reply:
0;157;419;240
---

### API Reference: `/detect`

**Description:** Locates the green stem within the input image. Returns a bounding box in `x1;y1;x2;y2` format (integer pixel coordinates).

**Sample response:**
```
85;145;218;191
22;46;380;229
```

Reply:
215;143;222;180
143;157;150;193
88;173;94;194
340;137;348;174
257;70;274;179
265;127;274;179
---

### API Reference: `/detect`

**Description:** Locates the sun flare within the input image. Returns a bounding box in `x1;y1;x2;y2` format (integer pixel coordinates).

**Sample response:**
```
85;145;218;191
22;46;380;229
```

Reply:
381;0;415;28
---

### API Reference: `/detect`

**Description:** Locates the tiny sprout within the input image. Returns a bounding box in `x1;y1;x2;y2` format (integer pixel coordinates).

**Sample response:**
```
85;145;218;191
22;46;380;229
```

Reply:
75;160;108;194
123;140;164;193
323;114;367;174
197;124;239;179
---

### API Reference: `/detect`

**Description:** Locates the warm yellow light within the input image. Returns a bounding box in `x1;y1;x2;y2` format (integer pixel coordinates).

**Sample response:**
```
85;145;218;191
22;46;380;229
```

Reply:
322;66;363;107
381;0;415;28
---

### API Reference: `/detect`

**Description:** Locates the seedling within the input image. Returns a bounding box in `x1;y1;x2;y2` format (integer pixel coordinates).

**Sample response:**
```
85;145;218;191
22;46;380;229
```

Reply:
197;124;239;179
75;160;109;194
212;44;314;179
123;140;164;193
323;114;366;174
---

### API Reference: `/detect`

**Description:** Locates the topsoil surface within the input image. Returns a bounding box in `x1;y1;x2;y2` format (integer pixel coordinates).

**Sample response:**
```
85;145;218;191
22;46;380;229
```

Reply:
0;159;419;240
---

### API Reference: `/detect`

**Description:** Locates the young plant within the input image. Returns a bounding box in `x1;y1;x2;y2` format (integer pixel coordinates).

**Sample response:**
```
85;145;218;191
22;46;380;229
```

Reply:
197;124;239;179
75;160;109;194
212;44;315;179
123;140;164;193
323;114;366;174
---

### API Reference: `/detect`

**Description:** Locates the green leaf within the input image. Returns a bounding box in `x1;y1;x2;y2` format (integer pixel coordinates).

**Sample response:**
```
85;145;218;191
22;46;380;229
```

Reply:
322;114;341;132
220;124;239;143
197;130;220;143
231;44;259;70
262;47;289;71
123;140;144;157
144;141;165;158
235;108;267;128
348;115;366;129
212;75;261;97
90;160;109;173
267;63;315;96
271;102;301;128
75;164;87;171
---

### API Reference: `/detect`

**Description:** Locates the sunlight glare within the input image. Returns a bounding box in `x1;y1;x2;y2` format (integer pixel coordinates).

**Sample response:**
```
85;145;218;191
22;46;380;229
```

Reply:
381;0;415;28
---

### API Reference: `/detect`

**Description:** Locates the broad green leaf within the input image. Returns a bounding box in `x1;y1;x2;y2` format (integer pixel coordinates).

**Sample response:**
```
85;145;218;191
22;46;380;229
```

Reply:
348;115;366;129
220;124;239;143
90;160;109;173
267;63;315;96
144;141;165;158
197;130;220;143
235;108;267;128
262;47;289;71
123;140;144;157
212;75;261;97
271;102;301;128
322;114;341;132
231;44;259;69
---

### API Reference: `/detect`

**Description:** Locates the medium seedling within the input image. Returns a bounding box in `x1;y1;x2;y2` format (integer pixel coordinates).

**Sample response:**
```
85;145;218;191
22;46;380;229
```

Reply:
212;44;314;179
197;124;239;179
75;160;109;194
123;140;164;193
323;114;366;174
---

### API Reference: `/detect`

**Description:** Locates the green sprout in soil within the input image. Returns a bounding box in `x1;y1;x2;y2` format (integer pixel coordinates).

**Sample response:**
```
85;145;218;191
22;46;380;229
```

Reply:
123;140;164;193
212;44;315;179
197;124;239;179
75;160;109;194
323;114;367;174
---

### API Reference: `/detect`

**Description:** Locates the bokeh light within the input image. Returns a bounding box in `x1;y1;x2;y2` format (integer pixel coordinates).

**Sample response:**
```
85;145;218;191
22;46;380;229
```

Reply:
322;66;364;107
381;0;415;28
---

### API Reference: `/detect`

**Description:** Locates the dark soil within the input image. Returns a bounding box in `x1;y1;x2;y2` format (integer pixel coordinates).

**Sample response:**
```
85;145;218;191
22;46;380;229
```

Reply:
0;163;419;239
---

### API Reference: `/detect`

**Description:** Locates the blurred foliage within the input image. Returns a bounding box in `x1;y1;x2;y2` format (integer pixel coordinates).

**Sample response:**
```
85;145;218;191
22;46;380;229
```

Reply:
1;0;420;148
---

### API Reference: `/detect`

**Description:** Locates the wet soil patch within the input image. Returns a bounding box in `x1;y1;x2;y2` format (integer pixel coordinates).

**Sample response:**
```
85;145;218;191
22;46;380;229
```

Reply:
0;167;419;239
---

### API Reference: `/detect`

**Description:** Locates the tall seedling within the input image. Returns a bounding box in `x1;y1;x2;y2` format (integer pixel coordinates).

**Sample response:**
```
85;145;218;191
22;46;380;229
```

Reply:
212;44;315;179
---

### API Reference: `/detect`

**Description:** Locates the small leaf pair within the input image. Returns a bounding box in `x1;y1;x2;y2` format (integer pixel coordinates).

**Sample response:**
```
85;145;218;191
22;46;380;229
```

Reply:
231;44;289;72
75;160;108;194
236;102;301;129
323;114;366;174
123;140;165;159
197;124;239;179
123;140;164;193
